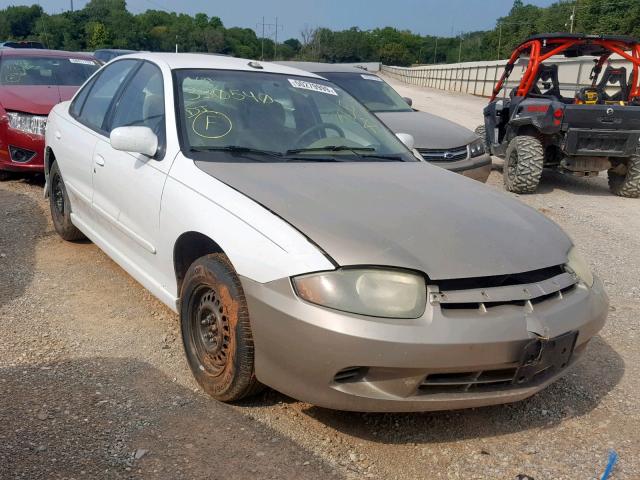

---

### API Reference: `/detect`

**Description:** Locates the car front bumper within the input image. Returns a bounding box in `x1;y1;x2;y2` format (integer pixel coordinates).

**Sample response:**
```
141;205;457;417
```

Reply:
241;274;608;412
430;153;492;183
0;121;45;174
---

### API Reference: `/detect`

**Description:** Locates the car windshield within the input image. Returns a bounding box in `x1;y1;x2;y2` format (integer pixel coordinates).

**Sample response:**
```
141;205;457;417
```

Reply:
175;69;416;162
0;56;99;86
321;72;413;113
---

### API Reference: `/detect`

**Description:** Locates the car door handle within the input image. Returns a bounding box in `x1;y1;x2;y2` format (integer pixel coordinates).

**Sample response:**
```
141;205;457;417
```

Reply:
95;155;105;167
54;131;61;140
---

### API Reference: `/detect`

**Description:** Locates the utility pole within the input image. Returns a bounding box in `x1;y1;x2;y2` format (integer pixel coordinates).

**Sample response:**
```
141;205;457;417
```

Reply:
458;33;463;63
261;16;265;60
175;35;178;53
569;1;578;33
497;23;502;60
433;37;438;64
70;0;74;12
274;17;279;60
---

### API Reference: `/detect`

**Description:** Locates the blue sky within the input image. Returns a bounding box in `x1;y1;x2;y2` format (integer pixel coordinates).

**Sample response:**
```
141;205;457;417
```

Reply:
4;0;558;39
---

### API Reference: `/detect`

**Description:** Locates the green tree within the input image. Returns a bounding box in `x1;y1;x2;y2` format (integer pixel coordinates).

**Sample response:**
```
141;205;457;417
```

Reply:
87;21;109;49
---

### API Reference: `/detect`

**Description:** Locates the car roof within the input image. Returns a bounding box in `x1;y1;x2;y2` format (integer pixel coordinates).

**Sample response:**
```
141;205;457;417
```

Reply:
0;48;97;59
277;61;372;75
95;49;136;53
121;52;324;78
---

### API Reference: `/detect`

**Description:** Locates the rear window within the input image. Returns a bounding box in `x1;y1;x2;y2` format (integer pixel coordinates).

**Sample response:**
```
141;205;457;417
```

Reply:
0;56;99;86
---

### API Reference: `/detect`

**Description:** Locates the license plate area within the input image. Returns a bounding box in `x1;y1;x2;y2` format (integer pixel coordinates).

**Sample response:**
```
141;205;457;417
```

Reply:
514;331;578;385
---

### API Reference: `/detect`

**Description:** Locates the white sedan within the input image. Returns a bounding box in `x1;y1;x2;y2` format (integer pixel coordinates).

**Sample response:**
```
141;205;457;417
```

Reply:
44;53;607;412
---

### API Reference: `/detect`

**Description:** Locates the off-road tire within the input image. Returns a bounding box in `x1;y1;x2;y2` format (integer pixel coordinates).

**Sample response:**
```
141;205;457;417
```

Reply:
474;124;488;153
608;155;640;198
503;135;544;194
180;253;263;402
49;162;86;241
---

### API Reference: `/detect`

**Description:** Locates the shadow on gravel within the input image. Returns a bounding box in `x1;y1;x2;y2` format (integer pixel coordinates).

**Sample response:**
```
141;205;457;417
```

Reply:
0;180;47;307
301;336;623;445
493;163;615;197
0;358;343;480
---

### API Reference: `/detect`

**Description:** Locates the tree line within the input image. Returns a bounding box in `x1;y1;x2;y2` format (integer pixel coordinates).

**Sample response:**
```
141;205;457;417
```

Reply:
1;0;639;66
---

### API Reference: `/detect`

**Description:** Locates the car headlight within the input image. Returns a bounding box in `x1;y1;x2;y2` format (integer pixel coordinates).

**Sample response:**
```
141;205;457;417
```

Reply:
292;268;427;319
566;246;594;287
468;138;486;157
6;112;47;136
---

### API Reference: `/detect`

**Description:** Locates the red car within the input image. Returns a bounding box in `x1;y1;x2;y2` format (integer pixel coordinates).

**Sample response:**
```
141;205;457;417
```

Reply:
0;49;100;179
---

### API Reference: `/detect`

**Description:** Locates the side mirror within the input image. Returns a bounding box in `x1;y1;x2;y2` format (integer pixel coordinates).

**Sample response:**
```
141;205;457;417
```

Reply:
396;132;415;150
403;96;413;107
110;126;158;157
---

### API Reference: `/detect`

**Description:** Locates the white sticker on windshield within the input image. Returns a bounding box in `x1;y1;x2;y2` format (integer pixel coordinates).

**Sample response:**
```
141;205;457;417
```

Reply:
69;58;96;65
288;79;337;96
361;74;382;81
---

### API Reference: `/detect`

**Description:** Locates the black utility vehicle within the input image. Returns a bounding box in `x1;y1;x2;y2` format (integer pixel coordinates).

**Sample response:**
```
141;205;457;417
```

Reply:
478;33;640;197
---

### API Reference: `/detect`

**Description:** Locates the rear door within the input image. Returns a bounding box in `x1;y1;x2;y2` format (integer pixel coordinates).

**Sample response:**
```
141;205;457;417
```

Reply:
60;59;138;223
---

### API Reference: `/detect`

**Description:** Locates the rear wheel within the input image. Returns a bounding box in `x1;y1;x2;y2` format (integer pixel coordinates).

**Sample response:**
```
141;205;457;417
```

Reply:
503;135;544;194
608;155;640;198
0;170;12;181
474;124;488;153
180;253;262;402
49;162;85;241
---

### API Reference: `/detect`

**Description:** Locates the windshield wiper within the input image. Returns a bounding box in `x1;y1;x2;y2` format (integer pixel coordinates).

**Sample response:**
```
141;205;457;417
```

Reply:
190;146;284;158
285;145;375;155
357;153;405;162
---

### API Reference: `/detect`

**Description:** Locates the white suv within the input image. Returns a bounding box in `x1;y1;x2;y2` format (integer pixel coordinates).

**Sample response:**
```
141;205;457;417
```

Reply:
44;53;607;412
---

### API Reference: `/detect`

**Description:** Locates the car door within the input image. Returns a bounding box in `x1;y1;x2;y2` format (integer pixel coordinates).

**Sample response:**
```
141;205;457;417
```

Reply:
60;59;138;224
90;60;169;282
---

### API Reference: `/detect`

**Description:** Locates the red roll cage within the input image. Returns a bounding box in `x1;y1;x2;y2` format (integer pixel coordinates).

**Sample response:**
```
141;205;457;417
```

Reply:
490;34;640;102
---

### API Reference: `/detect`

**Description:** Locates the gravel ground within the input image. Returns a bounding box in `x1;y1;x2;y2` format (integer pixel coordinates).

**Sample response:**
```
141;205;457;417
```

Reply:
1;79;638;480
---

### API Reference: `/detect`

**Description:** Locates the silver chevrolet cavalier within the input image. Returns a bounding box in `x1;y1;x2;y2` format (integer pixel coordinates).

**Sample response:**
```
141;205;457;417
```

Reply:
44;53;608;412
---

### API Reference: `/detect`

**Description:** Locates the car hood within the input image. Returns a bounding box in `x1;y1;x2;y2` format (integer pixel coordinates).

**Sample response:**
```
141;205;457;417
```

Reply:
196;161;571;280
375;111;477;149
0;85;78;115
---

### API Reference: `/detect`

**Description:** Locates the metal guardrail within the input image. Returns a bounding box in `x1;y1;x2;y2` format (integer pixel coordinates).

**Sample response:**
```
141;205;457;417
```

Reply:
382;57;631;98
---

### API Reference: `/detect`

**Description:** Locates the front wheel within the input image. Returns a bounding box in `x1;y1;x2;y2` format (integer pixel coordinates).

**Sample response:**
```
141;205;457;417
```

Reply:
180;253;262;402
608;155;640;198
49;162;86;241
503;135;544;194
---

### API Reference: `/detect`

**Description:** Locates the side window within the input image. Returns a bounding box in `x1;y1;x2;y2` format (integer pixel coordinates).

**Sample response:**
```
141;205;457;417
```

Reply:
69;73;98;118
77;59;137;132
109;62;165;150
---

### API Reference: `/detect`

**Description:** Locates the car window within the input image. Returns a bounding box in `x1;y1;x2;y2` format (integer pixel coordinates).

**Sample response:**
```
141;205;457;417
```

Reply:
322;72;412;113
0;56;99;86
109;61;165;150
69;74;98;118
175;69;415;163
77;59;137;132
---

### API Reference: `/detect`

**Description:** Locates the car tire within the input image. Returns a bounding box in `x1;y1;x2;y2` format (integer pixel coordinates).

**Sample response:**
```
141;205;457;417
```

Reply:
608;155;640;198
180;253;262;402
0;170;12;181
474;124;488;153
503;135;544;194
49;162;86;241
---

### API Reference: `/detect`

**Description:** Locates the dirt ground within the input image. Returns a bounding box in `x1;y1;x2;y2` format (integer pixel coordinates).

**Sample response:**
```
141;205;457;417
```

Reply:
1;79;639;480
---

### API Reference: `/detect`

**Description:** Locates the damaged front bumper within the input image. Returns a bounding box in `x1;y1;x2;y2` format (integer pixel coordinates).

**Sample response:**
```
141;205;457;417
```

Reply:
241;272;608;412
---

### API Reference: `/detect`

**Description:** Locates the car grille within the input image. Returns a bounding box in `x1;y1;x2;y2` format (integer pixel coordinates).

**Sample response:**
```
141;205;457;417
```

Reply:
429;265;578;312
417;146;468;162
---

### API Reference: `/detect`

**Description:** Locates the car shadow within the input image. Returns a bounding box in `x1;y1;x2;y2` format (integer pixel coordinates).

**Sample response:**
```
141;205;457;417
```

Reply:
0;180;46;307
0;358;344;480
492;161;615;197
294;336;623;445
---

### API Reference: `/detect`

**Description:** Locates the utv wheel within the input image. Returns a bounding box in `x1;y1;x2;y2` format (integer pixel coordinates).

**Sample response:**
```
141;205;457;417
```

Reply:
49;162;86;241
180;253;262;402
608;155;640;198
503;135;544;194
474;124;488;153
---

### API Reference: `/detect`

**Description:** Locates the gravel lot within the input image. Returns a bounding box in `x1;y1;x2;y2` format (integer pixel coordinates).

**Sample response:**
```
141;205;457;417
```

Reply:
1;78;638;479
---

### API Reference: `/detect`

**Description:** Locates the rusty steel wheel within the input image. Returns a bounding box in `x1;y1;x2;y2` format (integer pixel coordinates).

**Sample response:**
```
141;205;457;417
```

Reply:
180;253;262;402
